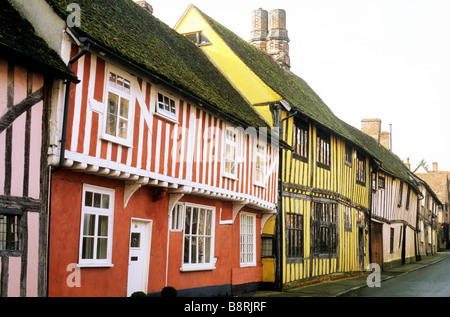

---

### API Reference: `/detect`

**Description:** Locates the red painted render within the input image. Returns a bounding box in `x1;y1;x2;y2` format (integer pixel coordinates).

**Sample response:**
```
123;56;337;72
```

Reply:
49;170;263;297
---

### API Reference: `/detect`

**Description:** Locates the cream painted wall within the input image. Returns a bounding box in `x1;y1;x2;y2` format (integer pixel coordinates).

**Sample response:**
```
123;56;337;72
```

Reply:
8;0;66;55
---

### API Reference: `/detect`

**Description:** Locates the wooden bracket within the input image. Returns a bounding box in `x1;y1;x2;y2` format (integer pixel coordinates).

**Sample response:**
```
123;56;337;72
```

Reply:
124;183;142;208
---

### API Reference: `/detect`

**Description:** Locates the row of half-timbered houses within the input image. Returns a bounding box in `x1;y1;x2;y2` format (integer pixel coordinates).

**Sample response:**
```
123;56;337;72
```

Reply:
175;5;441;290
1;0;441;296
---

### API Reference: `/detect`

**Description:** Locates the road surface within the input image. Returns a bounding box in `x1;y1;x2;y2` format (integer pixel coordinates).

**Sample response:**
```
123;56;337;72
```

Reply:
343;255;450;297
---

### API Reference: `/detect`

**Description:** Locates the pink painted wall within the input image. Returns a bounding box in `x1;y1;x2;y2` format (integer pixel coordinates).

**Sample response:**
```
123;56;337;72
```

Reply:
0;57;45;297
26;212;40;297
7;257;21;297
0;58;7;194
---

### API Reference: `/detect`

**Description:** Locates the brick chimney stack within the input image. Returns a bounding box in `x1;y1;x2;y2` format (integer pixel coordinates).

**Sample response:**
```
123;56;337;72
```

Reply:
380;131;390;150
361;119;381;143
267;9;290;71
361;118;391;150
250;8;268;53
432;162;438;172
404;157;411;170
250;8;290;71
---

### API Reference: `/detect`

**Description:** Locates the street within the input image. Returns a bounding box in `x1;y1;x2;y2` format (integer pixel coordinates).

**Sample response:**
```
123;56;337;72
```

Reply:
343;253;450;297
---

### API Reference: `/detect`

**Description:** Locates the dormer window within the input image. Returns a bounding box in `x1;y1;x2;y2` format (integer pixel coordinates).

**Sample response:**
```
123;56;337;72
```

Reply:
184;31;211;46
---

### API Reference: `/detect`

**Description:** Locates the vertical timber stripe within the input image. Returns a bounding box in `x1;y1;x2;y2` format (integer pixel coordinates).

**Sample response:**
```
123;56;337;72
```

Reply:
60;49;277;207
0;59;45;296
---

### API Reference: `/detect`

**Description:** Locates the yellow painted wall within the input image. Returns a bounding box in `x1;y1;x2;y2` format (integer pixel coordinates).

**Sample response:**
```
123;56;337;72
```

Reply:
280;113;370;285
262;215;275;282
175;6;282;107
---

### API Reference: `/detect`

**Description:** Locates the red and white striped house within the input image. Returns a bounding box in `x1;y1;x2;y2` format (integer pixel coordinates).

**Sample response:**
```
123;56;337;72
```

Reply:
54;44;278;212
13;0;279;297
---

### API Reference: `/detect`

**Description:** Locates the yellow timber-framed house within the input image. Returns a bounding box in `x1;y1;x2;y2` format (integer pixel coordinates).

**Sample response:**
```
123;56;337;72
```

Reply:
175;5;423;290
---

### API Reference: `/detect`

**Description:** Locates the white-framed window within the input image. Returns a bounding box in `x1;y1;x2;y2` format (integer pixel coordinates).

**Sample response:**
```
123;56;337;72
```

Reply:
102;68;134;146
184;31;211;46
223;127;238;179
240;212;256;267
181;204;215;271
254;140;266;187
78;185;115;267
154;90;178;122
170;203;183;231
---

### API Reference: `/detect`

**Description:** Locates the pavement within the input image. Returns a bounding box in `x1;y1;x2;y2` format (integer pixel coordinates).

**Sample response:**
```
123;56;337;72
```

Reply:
239;251;450;297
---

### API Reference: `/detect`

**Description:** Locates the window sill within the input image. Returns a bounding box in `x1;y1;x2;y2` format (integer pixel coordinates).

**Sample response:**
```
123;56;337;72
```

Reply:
154;111;179;124
222;173;238;181
292;153;308;163
253;181;267;188
100;133;133;148
316;162;331;170
77;262;114;268
180;264;216;272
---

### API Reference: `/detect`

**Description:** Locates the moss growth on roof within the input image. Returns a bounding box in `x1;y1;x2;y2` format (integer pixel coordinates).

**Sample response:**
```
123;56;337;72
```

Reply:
0;0;75;81
44;0;269;129
197;7;417;188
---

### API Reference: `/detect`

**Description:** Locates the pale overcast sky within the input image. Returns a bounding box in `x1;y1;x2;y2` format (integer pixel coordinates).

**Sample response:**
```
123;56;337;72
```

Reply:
146;0;450;172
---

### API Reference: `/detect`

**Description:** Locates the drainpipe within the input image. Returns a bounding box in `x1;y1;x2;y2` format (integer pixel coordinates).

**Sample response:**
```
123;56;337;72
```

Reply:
53;42;90;172
47;42;90;296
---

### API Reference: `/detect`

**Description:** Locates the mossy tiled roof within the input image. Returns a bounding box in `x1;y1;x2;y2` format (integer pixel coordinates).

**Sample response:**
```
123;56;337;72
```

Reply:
0;0;76;81
196;7;417;188
44;0;270;129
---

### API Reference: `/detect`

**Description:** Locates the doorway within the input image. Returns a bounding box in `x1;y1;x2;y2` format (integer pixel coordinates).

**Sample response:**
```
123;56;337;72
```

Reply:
127;218;152;296
370;222;383;269
358;226;365;270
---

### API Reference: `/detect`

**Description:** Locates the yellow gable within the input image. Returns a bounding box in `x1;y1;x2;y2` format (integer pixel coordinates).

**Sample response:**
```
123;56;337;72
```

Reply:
175;5;282;114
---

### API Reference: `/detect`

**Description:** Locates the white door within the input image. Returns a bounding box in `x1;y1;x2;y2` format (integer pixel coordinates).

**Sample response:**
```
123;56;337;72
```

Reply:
127;219;152;296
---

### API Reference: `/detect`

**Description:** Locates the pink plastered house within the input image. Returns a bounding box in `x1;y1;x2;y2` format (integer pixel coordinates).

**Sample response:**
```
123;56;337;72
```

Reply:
0;0;75;297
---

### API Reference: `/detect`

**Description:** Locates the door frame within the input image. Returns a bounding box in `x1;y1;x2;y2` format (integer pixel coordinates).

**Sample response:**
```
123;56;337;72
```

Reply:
127;218;152;296
370;221;383;269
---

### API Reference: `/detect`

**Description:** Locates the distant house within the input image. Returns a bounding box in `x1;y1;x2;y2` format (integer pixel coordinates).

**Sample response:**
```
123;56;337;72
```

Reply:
414;162;449;251
12;0;278;297
0;0;75;297
361;119;422;269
